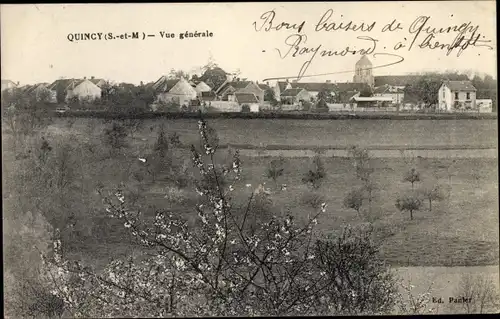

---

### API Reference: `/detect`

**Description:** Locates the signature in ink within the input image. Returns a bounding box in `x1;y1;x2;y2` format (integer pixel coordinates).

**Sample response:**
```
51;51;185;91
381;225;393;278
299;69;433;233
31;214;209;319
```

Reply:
265;33;404;81
408;16;494;56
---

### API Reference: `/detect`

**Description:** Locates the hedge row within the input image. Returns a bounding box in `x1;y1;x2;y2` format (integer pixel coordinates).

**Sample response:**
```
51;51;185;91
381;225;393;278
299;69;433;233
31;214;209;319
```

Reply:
54;110;498;120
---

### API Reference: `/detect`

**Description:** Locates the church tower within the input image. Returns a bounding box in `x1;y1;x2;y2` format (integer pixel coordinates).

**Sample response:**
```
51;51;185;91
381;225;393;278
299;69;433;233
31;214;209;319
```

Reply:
353;55;374;87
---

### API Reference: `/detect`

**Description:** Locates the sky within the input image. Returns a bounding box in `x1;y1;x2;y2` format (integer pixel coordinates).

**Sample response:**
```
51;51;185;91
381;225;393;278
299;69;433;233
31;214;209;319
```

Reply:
1;2;497;86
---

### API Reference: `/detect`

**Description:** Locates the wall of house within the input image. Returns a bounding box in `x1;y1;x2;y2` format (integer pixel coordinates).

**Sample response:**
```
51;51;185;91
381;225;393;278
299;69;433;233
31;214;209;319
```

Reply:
273;84;281;101
454;91;476;109
157;93;193;107
249;103;260;113
438;86;452;111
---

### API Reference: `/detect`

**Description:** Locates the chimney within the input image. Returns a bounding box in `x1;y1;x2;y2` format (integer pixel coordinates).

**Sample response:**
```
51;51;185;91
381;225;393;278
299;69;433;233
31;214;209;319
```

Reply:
84;76;87;80
266;81;270;86
91;76;95;80
140;81;144;86
17;81;20;85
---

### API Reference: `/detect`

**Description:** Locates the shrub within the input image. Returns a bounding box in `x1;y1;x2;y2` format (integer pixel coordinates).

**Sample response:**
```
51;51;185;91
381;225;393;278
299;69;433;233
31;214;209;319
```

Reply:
302;100;313;112
403;167;421;189
153;124;170;157
314;224;398;315
302;155;327;189
265;156;285;188
3;209;64;318
343;188;364;218
103;121;128;151
395;193;422;220
419;183;445;211
169;131;182;147
315;98;329;113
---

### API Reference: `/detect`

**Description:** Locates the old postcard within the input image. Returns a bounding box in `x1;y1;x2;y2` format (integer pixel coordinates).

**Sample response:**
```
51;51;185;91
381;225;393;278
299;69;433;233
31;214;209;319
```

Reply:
2;1;498;317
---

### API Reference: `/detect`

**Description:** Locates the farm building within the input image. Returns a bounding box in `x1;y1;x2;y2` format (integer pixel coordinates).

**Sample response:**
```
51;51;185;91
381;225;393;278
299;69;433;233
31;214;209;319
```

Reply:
48;78;102;103
67;79;102;102
280;88;311;106
156;77;198;107
217;80;265;103
438;80;477;111
234;92;260;112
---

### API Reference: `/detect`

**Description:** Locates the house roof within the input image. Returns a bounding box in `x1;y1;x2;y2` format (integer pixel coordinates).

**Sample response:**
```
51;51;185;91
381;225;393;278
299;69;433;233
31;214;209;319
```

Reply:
281;88;306;97
152;76;180;92
334;82;371;92
290;82;336;92
23;83;49;94
442;80;476;92
235;92;259;104
195;81;212;92
355;55;372;66
48;79;81;92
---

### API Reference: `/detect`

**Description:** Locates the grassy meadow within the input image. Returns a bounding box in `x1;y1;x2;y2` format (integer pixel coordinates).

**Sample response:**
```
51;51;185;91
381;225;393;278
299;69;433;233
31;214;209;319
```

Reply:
58;117;498;148
3;117;498;271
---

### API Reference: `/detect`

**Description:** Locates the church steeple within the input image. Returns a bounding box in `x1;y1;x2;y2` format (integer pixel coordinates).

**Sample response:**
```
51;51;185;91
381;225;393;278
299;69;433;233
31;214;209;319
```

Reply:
353;55;374;87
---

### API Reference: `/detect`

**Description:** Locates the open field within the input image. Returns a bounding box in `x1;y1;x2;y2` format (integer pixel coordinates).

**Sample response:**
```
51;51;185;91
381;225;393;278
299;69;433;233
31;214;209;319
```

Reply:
4;118;498;270
52;117;498;149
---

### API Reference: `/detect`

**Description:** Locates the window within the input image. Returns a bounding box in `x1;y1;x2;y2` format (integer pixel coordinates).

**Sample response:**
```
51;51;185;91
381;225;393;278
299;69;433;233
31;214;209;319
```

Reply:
466;92;470;100
442;90;445;99
454;92;459;99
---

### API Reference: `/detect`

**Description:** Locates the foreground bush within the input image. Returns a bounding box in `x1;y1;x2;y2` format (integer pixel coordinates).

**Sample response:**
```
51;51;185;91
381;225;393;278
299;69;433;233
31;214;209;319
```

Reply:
41;118;399;317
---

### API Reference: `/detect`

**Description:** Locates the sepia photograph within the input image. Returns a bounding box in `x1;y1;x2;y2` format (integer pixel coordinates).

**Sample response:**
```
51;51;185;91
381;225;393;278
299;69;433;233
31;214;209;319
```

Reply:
1;1;498;317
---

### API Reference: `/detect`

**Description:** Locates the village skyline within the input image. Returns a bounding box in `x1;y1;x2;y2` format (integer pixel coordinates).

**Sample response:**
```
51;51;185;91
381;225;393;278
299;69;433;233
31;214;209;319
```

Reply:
1;2;496;86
